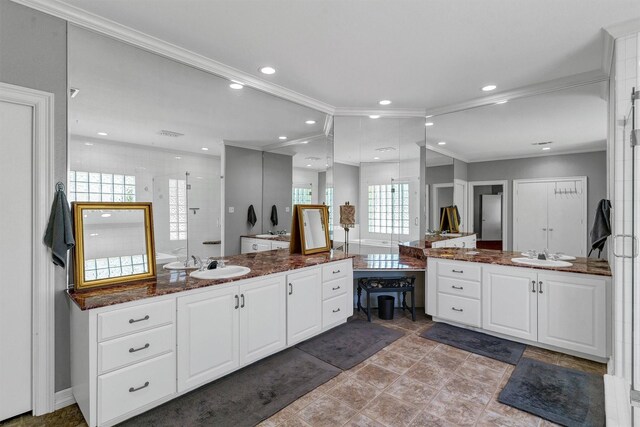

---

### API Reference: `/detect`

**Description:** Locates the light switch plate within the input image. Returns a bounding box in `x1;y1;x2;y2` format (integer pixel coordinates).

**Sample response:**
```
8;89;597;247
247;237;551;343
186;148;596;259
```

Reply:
285;207;290;212
228;207;235;213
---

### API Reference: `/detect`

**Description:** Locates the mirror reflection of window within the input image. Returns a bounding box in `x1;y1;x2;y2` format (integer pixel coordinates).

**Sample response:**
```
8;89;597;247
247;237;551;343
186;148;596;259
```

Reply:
68;171;136;203
367;183;409;235
303;209;327;249
292;185;313;205
169;178;187;241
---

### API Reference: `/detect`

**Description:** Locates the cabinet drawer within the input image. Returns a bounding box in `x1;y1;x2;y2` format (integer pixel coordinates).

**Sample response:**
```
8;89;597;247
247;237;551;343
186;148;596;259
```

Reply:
271;241;290;249
436;260;481;282
437;277;481;300
437;293;481;327
322;293;348;328
322;276;348;300
98;324;175;374
98;299;175;342
322;260;351;281
98;352;175;425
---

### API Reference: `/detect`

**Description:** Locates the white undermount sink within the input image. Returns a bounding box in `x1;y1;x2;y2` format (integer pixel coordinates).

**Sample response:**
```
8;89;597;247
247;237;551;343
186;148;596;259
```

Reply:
163;261;198;270
190;265;251;280
511;257;573;268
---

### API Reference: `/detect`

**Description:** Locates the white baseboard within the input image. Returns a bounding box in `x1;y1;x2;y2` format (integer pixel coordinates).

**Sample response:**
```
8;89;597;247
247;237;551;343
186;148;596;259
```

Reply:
604;374;631;426
54;388;75;411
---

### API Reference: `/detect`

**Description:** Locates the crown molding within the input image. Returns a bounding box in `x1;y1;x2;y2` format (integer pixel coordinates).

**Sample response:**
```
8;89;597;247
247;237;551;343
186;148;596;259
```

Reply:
601;29;615;78
425;69;609;118
10;0;336;114
262;134;327;152
425;144;470;163
604;17;640;39
333;107;427;118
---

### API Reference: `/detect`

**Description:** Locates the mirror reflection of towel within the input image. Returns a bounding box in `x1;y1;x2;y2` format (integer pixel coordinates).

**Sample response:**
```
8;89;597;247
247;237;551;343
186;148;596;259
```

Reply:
43;189;75;268
589;199;611;258
247;204;257;227
271;205;278;227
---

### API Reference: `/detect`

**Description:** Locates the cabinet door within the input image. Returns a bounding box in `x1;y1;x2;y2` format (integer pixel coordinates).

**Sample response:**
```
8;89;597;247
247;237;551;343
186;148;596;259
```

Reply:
177;286;239;392
514;181;548;252
287;268;322;345
546;181;586;257
537;273;607;357
238;276;287;365
482;265;538;341
240;238;253;254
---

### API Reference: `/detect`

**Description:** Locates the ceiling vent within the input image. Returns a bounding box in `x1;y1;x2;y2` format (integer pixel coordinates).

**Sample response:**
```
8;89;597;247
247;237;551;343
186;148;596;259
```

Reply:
531;141;553;146
375;147;397;152
158;130;184;138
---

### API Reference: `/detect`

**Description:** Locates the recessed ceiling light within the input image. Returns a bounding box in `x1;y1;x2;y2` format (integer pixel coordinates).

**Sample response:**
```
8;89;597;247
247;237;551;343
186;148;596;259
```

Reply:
278;136;287;140
101;213;111;218
229;83;243;90
97;132;108;136
542;147;551;151
175;156;182;160
305;120;316;124
425;115;433;118
438;141;447;145
201;147;209;151
84;142;94;146
379;100;391;106
495;100;508;105
89;233;99;237
300;141;309;144
369;115;381;119
482;85;497;92
375;147;396;152
306;164;312;167
374;157;380;160
260;66;276;75
425;122;434;127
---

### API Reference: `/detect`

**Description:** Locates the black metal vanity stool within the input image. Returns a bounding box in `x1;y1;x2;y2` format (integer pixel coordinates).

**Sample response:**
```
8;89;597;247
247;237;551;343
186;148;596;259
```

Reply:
357;276;416;322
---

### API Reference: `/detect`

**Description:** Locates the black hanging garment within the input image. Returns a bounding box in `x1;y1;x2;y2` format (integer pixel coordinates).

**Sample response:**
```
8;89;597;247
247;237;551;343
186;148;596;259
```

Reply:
247;204;257;227
43;185;76;268
588;199;611;258
270;205;278;227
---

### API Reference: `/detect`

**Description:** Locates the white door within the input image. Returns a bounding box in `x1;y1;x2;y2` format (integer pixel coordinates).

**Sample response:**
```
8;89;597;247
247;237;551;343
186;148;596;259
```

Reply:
482;265;538;341
547;181;586;256
514;181;548;252
177;286;239;392
453;179;467;231
239;276;286;365
537;273;607;357
0;100;33;420
287;268;322;345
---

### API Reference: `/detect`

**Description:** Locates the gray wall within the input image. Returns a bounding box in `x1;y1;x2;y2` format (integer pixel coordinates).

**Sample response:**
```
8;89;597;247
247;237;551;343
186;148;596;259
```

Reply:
262;152;293;234
453;158;468;180
318;171;327;204
426;165;453;185
467;151;607;252
0;1;69;391
333;163;360;225
224;146;264;255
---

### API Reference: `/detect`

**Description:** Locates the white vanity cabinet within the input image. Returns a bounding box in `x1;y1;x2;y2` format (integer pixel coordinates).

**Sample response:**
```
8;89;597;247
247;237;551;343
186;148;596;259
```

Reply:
241;237;290;253
286;268;322;345
427;258;610;360
430;234;477;249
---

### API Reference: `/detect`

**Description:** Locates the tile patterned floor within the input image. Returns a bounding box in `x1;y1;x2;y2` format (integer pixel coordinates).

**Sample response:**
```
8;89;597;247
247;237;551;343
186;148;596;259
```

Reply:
1;309;606;427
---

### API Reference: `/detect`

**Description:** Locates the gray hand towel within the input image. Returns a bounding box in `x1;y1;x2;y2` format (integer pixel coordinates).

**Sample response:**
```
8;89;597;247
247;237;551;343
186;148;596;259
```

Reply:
247;204;257;227
271;205;278;227
43;189;75;268
589;199;611;258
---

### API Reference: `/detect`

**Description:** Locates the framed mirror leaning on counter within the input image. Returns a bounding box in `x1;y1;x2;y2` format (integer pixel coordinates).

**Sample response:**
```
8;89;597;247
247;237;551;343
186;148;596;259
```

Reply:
290;204;331;255
72;202;156;290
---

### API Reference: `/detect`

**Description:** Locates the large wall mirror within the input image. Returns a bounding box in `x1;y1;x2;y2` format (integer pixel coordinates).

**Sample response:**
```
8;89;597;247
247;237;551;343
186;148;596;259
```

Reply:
425;81;607;257
68;25;332;268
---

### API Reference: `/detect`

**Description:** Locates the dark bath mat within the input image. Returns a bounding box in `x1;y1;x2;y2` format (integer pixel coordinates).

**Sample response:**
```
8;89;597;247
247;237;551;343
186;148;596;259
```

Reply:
420;322;525;365
499;357;605;427
296;319;404;370
119;348;340;427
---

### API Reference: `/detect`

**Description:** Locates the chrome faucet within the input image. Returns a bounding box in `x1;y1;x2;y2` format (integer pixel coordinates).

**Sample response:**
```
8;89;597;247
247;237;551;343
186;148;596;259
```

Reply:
192;255;203;270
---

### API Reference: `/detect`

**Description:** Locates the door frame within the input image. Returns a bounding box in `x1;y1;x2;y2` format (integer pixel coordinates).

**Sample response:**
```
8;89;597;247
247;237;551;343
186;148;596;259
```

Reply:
431;183;454;230
513;176;588;254
467;180;509;249
0;82;56;415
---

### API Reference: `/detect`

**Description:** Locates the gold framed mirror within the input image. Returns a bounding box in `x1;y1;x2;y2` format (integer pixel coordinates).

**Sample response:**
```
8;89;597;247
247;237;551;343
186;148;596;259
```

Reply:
72;202;156;290
291;204;331;255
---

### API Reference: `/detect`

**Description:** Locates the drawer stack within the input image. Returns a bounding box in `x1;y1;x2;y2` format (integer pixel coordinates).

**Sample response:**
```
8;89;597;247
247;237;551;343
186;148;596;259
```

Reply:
321;260;353;329
435;260;481;327
96;299;176;425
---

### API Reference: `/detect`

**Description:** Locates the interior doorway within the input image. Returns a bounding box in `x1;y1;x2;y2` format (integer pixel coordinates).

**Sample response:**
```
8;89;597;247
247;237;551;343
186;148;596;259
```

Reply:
467;180;508;250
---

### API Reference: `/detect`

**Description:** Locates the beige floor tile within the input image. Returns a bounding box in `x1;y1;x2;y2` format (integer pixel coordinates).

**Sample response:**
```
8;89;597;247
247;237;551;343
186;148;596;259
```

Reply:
467;353;510;375
369;350;417;374
312;372;349;394
422;390;485;426
346;360;370;376
424;349;468;372
384;337;433;361
297;395;356;427
455;360;505;387
432;344;472;361
404;360;453;389
384;375;439;406
268;407;300;425
539;419;562;426
476;410;537;427
276;416;313;427
326;377;381;411
361;393;421;427
401;334;439;351
287;388;327;412
352;364;401;390
556;354;607;375
408;410;458;427
441;375;495;405
485;399;541;427
522;346;561;365
344;413;386;427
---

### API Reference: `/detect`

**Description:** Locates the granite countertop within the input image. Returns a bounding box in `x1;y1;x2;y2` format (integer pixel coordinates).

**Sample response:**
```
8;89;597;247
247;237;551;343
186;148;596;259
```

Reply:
351;253;426;271
400;232;476;249
424;248;611;277
241;234;291;242
68;250;352;310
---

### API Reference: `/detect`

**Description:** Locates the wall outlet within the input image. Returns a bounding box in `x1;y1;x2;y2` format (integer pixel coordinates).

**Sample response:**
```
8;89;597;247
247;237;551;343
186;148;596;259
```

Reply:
285;207;290;213
228;207;235;213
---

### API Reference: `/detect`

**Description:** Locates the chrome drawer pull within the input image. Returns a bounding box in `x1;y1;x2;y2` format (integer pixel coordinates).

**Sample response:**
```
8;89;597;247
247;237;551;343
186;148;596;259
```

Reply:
451;269;464;274
451;285;464;290
129;381;150;392
240;294;245;308
129;315;149;324
538;281;543;294
129;343;150;353
288;283;293;295
451;307;463;312
235;295;239;309
333;308;341;313
333;269;341;274
332;286;341;290
531;280;536;293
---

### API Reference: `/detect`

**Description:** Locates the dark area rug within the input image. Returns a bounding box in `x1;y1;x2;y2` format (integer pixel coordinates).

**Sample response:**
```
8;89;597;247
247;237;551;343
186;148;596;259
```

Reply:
296;319;404;370
499;357;605;427
119;348;340;427
420;322;525;364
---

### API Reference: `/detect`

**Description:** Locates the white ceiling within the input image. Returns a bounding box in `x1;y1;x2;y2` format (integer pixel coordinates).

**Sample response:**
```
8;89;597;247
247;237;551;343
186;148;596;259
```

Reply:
59;0;638;110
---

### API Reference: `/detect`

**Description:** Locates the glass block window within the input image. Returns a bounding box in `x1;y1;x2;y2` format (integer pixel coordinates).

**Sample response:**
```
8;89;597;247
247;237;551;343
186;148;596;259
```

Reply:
169;179;187;241
325;187;334;237
367;183;409;235
68;171;136;203
84;254;148;281
292;186;312;205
